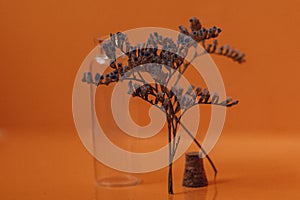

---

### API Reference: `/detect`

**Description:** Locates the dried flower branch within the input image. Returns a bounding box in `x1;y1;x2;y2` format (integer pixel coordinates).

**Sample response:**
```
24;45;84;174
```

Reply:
82;17;244;194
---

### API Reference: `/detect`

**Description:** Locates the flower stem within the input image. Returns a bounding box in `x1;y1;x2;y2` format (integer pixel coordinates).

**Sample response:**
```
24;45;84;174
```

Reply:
167;116;174;194
180;122;218;176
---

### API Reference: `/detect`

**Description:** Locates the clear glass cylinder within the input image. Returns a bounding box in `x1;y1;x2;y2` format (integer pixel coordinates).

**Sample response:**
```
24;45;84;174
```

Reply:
89;40;142;199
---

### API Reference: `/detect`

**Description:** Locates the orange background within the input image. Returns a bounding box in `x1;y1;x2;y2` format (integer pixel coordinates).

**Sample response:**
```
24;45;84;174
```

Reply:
1;0;300;199
0;0;299;132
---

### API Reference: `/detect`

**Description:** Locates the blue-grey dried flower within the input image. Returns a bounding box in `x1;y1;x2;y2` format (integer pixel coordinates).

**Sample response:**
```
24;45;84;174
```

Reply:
211;92;219;104
220;97;233;106
86;72;93;84
127;81;134;95
82;73;87;82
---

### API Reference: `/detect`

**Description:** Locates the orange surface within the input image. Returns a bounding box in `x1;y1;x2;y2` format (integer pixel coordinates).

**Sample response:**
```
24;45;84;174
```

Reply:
1;130;300;200
0;0;300;199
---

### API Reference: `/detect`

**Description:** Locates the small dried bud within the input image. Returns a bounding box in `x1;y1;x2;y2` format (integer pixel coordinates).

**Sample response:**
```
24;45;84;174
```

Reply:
110;62;117;69
94;73;102;85
113;69;119;75
117;62;123;68
82;73;87;82
211;92;219;104
198;88;210;103
140;85;149;98
162;98;170;108
189;17;202;31
179;25;189;35
212;40;218;53
223;45;230;55
186;85;194;95
127;81;134;95
227;100;239;107
134;83;141;90
195;87;202;96
87;72;93;84
220;97;233;106
155;92;164;104
181;95;193;109
218;46;224;55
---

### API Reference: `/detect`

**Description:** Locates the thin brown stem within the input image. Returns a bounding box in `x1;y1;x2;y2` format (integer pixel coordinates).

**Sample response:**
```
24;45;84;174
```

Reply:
167;115;174;195
179;122;218;176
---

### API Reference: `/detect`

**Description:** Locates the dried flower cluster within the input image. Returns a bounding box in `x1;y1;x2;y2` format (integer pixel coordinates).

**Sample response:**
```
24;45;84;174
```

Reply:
127;81;239;112
179;17;245;63
82;17;244;194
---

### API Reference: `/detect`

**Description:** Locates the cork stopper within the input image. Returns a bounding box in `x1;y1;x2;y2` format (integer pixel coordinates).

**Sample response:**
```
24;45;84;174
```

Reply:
182;152;208;187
